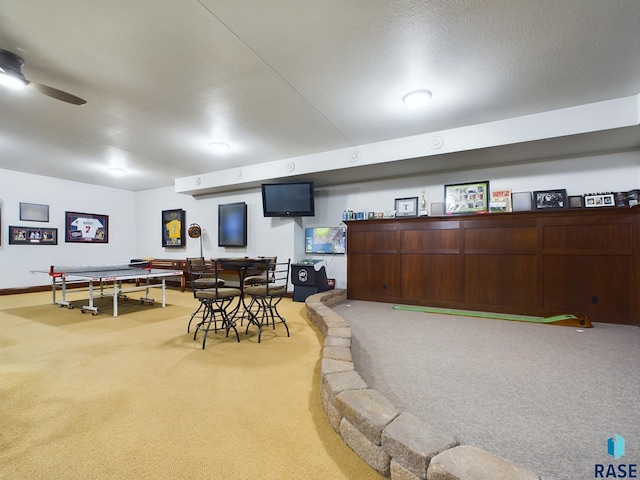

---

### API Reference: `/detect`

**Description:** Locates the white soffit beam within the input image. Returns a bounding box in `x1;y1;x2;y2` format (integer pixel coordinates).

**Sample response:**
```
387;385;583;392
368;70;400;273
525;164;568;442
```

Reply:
175;95;640;195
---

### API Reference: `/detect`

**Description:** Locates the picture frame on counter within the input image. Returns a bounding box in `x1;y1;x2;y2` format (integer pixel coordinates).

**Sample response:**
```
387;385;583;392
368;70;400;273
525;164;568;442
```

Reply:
584;193;615;208
533;189;567;210
511;192;533;212
568;196;584;208
394;197;419;217
444;180;490;215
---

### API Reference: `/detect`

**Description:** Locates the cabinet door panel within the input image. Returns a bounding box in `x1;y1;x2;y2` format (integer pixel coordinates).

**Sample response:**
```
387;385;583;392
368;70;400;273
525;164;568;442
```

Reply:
401;253;463;303
590;256;632;320
347;253;400;299
542;256;590;312
465;255;537;308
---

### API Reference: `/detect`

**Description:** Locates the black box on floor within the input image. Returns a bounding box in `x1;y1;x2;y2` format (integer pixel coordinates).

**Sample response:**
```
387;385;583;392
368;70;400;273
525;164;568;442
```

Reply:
291;262;330;302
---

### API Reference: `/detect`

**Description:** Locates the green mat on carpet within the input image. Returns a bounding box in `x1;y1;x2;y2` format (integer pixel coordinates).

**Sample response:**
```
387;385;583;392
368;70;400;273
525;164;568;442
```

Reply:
392;304;590;326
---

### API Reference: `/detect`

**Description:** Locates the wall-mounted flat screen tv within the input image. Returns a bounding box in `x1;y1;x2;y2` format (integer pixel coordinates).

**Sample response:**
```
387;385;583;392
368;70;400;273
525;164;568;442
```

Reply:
261;181;315;217
218;202;247;247
305;226;346;254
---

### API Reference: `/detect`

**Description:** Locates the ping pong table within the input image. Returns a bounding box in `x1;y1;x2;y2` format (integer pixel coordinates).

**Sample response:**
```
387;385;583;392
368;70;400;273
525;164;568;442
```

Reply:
34;263;184;317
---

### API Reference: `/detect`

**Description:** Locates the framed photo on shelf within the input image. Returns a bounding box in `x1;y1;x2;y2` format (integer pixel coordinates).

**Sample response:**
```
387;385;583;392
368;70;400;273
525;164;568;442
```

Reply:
65;212;109;243
394;197;419;217
430;202;445;216
162;209;185;247
512;192;533;212
444;180;490;215
568;195;584;208
583;193;615;208
533;189;567;210
9;226;58;245
19;202;49;222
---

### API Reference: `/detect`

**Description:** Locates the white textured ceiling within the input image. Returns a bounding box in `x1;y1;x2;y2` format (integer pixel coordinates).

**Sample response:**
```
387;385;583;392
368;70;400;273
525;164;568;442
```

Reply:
0;1;639;192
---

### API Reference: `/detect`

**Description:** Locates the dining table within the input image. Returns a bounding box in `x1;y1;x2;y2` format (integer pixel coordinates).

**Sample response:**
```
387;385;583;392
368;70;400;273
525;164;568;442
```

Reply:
215;257;271;329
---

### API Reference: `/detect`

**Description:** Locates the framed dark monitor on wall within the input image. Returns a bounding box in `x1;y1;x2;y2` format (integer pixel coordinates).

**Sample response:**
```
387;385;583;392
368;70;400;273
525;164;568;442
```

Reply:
218;202;247;247
261;181;315;217
20;202;49;222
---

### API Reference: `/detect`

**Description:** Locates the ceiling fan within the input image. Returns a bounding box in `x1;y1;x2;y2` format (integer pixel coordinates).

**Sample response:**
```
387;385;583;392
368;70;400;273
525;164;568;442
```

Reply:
0;49;86;105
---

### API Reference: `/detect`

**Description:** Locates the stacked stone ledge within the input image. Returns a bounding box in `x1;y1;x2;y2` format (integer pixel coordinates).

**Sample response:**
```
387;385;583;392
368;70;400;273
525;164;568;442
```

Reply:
306;289;542;480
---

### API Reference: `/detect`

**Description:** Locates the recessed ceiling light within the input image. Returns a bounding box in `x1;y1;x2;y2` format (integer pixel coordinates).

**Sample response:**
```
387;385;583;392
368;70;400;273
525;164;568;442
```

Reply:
402;89;432;110
209;142;230;154
108;167;127;176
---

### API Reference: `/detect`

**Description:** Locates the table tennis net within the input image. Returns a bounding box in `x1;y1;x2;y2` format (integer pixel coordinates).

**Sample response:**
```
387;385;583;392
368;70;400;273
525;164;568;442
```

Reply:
49;262;151;275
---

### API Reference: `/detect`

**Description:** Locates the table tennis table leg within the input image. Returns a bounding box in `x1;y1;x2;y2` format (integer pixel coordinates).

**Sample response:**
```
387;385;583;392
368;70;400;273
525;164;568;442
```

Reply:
113;280;119;317
138;277;157;305
80;282;99;315
57;277;72;309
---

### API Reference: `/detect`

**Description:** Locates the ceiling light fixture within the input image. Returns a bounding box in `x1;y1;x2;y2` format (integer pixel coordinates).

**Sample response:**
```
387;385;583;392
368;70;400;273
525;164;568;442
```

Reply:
209;141;230;154
402;89;432;110
0;66;28;89
108;167;127;176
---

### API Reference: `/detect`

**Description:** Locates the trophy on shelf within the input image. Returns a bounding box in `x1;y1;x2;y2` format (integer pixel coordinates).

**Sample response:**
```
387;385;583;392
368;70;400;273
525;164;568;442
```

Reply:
419;190;429;216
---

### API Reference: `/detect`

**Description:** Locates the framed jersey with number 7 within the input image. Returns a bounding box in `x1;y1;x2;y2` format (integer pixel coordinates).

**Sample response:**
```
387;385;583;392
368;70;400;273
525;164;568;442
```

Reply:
65;211;109;243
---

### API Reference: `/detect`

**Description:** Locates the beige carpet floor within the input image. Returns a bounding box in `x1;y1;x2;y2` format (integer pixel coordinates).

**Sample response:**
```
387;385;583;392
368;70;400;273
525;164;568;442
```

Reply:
0;288;383;480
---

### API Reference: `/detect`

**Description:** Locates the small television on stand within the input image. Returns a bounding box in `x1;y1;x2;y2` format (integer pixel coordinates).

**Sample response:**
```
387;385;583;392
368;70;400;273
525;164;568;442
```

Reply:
261;181;315;217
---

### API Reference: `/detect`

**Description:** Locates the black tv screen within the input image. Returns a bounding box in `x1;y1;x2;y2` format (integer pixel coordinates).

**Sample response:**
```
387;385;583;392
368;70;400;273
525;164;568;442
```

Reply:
218;202;247;247
261;181;315;217
305;227;346;254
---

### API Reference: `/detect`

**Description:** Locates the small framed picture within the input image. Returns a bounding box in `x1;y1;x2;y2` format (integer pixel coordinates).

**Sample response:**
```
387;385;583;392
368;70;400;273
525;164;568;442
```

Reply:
430;202;445;216
65;212;109;243
394;197;419;217
583;193;615;208
512;192;533;212
162;209;186;247
445;180;490;215
9;226;58;245
568;196;584;208
533;189;567;210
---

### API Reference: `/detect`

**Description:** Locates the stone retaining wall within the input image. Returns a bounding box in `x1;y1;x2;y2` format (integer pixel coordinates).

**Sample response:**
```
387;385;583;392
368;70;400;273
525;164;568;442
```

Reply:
305;289;542;480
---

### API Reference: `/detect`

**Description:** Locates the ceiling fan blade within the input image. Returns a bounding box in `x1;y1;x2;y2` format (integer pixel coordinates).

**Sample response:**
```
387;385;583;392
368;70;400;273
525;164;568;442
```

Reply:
28;81;86;105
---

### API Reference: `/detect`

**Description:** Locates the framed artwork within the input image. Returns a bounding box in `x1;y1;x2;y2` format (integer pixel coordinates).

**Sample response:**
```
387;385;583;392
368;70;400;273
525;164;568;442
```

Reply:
568;195;584;208
9;226;58;245
394;197;419;217
615;192;629;207
489;189;512;213
218;202;247;247
430;202;445;216
65;211;109;243
445;180;490;215
512;192;533;212
583;193;615;208
162;209;185;247
533;189;567;210
20;202;49;222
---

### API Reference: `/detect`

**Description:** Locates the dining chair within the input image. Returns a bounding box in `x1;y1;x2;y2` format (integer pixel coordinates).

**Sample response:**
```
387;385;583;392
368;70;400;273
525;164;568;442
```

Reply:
189;258;242;349
243;258;291;343
242;256;276;324
186;257;224;333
